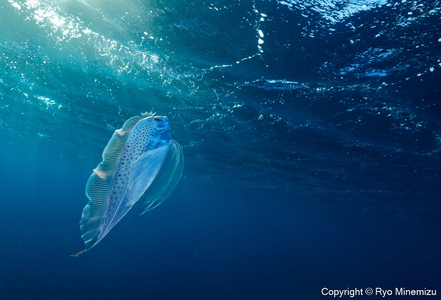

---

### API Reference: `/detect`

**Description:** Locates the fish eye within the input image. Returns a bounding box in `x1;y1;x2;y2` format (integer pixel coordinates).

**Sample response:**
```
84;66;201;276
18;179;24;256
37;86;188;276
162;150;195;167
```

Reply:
154;117;162;123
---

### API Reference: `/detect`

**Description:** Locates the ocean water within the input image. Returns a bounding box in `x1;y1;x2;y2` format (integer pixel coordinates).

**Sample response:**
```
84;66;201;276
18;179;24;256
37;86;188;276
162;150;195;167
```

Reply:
1;0;440;299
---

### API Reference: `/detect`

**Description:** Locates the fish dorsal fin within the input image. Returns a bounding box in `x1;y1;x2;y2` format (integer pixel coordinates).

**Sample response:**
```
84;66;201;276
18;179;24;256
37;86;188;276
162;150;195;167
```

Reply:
78;115;145;252
138;139;184;214
96;116;145;175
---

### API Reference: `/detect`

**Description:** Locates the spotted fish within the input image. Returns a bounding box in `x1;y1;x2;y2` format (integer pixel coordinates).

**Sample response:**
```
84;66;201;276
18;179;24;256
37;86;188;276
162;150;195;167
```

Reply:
72;113;184;256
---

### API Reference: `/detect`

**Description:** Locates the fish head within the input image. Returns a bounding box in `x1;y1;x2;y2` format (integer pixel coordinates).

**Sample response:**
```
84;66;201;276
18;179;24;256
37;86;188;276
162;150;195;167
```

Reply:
152;116;171;142
152;116;169;130
134;115;172;149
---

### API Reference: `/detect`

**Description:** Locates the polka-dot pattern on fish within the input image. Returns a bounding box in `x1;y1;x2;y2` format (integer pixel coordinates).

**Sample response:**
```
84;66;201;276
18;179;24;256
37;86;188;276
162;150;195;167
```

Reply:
102;116;171;231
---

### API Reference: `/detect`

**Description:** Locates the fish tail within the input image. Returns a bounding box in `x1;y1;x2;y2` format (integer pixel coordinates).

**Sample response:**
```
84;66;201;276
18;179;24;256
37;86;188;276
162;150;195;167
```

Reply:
70;250;87;257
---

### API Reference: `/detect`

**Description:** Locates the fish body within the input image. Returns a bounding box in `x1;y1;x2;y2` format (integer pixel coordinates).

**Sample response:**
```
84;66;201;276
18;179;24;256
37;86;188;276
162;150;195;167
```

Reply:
72;114;183;256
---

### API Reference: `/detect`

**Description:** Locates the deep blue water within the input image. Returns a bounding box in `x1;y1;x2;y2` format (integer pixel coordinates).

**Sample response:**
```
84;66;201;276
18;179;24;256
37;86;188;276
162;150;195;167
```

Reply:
1;0;441;299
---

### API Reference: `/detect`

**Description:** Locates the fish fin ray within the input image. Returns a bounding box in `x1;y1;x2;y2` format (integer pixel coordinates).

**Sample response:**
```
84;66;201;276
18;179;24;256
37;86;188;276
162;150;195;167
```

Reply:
97;116;144;175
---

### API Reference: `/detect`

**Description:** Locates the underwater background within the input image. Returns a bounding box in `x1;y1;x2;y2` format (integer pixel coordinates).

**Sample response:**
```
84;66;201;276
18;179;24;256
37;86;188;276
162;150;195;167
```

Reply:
1;0;440;299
